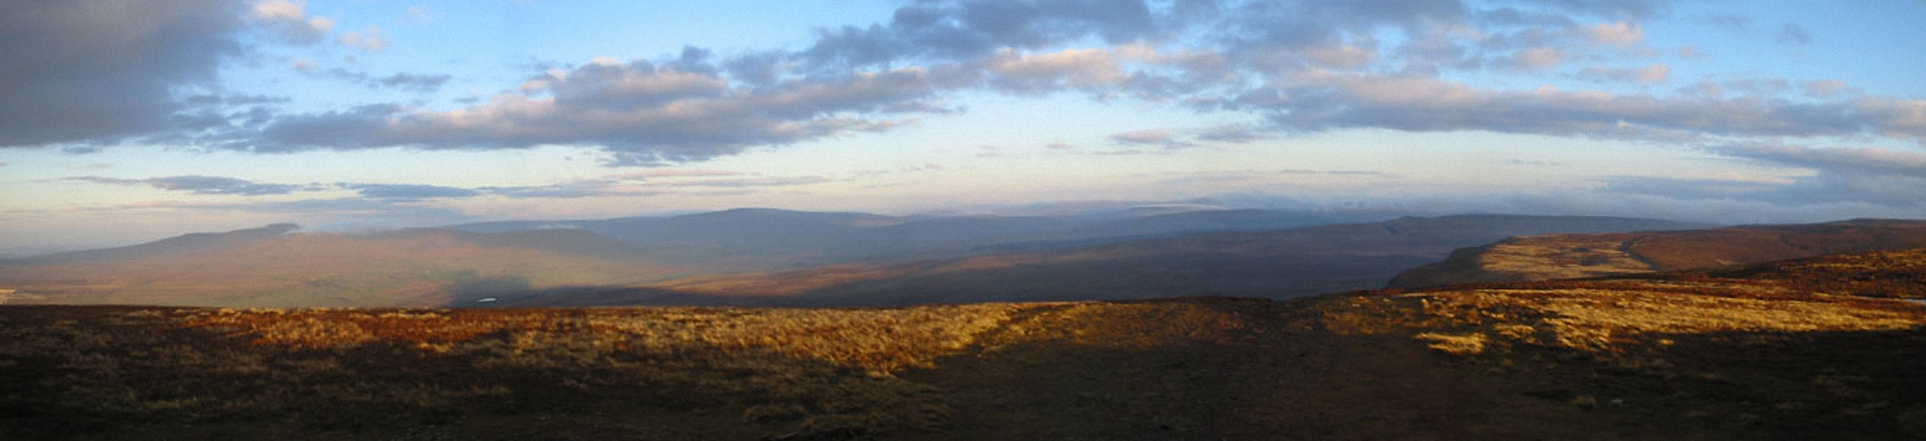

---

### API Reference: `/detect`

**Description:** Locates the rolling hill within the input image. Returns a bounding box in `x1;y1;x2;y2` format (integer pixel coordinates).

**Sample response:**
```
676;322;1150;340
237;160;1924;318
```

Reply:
3;209;1697;308
1387;219;1926;289
0;208;1403;307
5;247;1921;440
505;214;1706;306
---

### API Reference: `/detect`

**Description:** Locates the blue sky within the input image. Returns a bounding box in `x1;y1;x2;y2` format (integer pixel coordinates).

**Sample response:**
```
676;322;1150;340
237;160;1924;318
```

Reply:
3;0;1925;255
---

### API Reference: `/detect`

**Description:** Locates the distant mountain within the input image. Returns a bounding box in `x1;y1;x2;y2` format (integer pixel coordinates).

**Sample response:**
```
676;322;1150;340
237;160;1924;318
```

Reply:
446;207;1404;264
0;208;1411;307
0;228;707;307
1386;219;1926;289
510;214;1705;306
7;223;300;265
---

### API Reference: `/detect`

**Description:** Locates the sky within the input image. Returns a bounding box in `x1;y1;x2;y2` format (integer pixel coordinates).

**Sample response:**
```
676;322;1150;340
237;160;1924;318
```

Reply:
2;0;1925;256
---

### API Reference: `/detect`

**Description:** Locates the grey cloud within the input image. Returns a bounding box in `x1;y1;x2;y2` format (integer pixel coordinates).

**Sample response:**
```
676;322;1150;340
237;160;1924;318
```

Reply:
147;175;308;195
800;0;1156;70
130;197;476;227
1577;64;1668;83
1598;176;1784;200
1709;143;1926;179
1109;129;1194;148
258;61;964;159
640;176;833;189
67;175;307;195
346;183;483;200
1519;0;1668;19
0;0;246;147
1195;124;1274;143
1677;143;1926;207
317;69;452;93
1232;73;1926;142
1774;23;1812;45
14;0;1918;175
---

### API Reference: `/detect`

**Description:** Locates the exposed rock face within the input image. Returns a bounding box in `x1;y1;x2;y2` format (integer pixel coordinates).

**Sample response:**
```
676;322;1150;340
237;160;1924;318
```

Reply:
1388;219;1926;289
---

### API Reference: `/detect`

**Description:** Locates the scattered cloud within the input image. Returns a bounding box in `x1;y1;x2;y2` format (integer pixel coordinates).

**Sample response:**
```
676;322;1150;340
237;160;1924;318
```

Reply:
1045;141;1075;149
397;6;432;25
251;0;334;45
256;59;959;159
1578;63;1669;83
1585;22;1643;46
1195;124;1273;143
1802;79;1857;97
607;169;750;180
1109;129;1193;148
313;68;451;92
1775;23;1812;45
337;25;390;52
3;0;1916;187
67;175;308;196
1509;48;1568;70
344;183;483;200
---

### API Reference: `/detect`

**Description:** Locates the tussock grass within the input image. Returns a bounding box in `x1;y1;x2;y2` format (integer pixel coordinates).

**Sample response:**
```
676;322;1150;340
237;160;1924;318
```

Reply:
1;303;1051;439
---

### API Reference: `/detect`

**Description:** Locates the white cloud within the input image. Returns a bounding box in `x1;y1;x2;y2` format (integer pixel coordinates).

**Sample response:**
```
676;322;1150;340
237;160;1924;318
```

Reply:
1586;22;1643;45
337;25;390;53
250;0;334;45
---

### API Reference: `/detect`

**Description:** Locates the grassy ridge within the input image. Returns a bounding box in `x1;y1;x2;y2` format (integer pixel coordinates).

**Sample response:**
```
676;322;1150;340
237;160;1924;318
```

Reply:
4;249;1925;440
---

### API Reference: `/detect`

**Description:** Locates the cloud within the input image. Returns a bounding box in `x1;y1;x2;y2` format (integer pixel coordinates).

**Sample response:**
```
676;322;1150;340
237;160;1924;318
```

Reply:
313;68;451;92
1585;22;1643;45
606;169;749;179
1195;124;1273;143
1802;79;1857;97
1598;176;1787;200
1578;63;1669;83
67;175;308;195
1679;143;1926;207
6;0;1917;180
336;25;390;52
1774;23;1812;45
1710;143;1926;180
0;0;246;147
345;183;483;200
1109;129;1194;148
251;0;334;45
985;47;1132;93
1229;72;1926;142
1509;47;1568;70
256;59;962;160
798;0;1157;70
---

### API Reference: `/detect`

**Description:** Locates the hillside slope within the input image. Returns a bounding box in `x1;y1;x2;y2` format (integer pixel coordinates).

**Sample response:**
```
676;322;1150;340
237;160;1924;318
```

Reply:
4;248;1921;440
0;208;1404;308
0;228;715;307
1388;219;1926;289
524;214;1703;306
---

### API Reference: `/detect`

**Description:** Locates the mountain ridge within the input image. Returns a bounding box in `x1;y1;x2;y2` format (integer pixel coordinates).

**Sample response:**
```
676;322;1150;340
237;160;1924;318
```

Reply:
1387;218;1926;289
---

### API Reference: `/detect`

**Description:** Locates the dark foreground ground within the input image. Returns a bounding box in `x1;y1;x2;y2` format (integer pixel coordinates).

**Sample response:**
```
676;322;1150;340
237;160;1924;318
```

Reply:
4;249;1925;440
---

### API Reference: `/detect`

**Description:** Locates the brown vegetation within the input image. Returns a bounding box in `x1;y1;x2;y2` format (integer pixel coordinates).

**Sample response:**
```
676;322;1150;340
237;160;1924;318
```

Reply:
1389;219;1926;288
3;248;1924;440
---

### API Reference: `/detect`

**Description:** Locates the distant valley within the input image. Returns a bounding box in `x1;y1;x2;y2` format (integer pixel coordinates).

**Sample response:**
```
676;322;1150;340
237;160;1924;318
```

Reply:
0;208;1704;307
